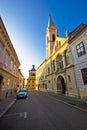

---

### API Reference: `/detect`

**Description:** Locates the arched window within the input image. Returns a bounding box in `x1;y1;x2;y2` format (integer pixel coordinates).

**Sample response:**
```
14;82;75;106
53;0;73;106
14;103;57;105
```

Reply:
48;67;50;74
52;34;55;42
64;50;70;65
56;54;63;71
53;60;55;71
59;41;61;47
47;36;49;43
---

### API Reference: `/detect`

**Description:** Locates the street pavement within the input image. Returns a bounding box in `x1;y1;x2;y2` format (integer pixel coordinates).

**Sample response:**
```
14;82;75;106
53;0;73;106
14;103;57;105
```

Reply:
0;90;87;119
0;90;87;130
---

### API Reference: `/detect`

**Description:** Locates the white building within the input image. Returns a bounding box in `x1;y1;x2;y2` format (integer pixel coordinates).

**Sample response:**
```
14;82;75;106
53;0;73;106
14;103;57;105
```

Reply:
69;24;87;98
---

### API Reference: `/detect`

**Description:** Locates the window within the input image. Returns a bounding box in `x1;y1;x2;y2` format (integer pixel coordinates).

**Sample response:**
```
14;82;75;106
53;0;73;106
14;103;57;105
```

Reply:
56;41;58;47
47;36;49;43
68;75;71;82
48;67;50;74
13;64;17;74
13;65;16;71
59;41;61;47
0;44;3;58
48;80;50;83
81;68;87;85
4;52;9;67
56;55;63;71
64;50;70;65
10;60;13;71
76;42;86;57
52;34;55;42
53;60;55;71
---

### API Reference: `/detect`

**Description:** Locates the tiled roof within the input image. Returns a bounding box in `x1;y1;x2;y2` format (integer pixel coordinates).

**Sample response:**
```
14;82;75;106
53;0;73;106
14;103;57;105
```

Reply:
69;23;87;41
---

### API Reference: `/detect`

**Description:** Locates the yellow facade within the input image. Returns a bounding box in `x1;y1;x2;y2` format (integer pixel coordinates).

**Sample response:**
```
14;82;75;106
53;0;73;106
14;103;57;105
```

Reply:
26;65;36;89
0;17;20;98
27;75;36;89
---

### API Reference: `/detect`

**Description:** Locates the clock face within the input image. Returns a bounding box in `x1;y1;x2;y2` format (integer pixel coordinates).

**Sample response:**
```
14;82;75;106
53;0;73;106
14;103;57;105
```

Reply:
30;71;36;76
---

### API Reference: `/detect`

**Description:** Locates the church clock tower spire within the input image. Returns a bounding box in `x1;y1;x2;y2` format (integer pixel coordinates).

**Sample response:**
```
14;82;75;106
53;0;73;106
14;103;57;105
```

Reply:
46;15;58;59
48;14;55;28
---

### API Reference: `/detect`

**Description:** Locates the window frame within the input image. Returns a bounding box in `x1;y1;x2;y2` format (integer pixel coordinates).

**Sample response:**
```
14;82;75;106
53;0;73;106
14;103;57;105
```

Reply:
52;34;55;42
81;68;87;85
0;43;3;58
76;41;86;57
10;60;13;71
4;52;9;67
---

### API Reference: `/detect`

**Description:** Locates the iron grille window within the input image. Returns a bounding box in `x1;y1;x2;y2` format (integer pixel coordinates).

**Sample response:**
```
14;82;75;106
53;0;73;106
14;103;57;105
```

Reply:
76;42;86;57
81;68;87;85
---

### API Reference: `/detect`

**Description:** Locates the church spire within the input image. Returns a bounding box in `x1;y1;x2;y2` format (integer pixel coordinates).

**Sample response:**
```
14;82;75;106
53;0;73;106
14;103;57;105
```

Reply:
48;14;55;28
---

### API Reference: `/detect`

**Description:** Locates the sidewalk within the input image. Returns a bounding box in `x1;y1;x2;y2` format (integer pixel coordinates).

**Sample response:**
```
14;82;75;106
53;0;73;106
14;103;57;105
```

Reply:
0;91;16;118
47;91;87;112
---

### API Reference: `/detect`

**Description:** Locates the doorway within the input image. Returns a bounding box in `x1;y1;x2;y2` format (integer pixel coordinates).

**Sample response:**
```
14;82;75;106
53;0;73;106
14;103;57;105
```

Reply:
57;76;66;94
0;75;3;92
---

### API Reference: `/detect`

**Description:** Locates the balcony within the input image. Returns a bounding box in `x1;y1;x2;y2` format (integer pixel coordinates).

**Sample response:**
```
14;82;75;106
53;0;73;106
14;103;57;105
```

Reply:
55;66;64;74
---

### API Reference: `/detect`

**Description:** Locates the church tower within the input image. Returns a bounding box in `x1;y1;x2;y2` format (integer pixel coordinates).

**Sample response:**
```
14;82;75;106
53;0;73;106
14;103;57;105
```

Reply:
46;15;58;59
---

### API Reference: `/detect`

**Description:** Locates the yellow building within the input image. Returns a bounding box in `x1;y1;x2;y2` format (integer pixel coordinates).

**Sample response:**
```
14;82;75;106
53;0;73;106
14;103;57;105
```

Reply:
0;17;20;98
27;65;36;89
36;15;78;97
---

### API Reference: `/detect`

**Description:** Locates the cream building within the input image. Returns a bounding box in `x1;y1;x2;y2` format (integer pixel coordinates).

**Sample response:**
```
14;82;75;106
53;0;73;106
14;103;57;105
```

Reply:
36;60;47;90
69;24;87;98
17;69;25;92
36;15;78;97
0;17;21;98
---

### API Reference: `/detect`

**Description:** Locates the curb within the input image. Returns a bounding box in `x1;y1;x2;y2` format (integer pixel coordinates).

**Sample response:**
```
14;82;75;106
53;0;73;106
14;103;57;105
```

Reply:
0;99;16;118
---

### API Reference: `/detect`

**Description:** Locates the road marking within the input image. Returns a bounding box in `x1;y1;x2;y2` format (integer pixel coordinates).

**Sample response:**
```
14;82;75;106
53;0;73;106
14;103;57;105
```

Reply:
4;112;27;119
19;112;23;117
24;112;27;118
4;112;19;117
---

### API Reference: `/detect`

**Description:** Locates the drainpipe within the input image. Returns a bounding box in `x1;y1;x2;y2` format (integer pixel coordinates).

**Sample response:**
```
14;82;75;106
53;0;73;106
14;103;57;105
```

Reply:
73;66;80;98
51;56;53;91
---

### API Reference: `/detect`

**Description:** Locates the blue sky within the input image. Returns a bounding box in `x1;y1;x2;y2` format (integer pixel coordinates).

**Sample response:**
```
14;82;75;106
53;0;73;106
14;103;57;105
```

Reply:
0;0;87;80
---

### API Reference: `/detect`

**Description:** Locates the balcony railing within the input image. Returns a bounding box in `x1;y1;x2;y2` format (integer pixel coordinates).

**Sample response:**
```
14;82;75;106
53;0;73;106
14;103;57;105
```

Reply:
0;62;8;69
0;62;3;68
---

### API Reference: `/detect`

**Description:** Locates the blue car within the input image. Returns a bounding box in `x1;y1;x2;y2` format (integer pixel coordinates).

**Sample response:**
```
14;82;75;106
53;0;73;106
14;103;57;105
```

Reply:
17;88;28;99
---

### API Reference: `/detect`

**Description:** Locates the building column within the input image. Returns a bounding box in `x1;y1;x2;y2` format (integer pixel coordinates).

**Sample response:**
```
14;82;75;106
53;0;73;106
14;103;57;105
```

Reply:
62;53;66;69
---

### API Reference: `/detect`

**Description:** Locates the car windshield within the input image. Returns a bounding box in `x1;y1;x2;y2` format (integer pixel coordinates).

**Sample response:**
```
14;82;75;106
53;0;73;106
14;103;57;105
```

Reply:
21;89;27;92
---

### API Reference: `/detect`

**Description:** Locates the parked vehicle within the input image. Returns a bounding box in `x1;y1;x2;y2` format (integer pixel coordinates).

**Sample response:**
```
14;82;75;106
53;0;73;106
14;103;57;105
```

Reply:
16;88;28;99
